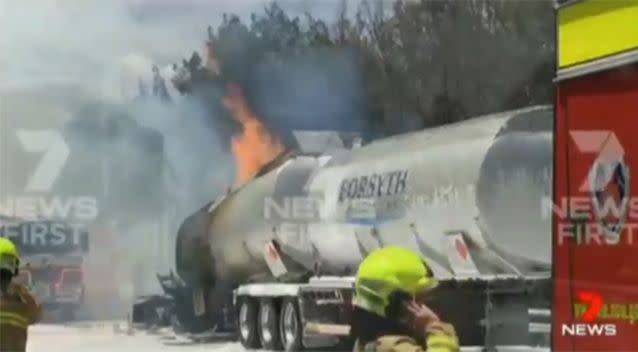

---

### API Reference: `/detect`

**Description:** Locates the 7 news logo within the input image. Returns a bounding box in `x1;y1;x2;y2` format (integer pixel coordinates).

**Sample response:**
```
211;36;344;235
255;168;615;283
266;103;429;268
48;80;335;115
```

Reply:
561;291;617;337
0;128;98;220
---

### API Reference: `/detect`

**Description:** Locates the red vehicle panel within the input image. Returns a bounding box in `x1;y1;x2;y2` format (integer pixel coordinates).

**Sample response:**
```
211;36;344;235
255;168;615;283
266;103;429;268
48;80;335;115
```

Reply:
21;265;85;307
554;63;638;351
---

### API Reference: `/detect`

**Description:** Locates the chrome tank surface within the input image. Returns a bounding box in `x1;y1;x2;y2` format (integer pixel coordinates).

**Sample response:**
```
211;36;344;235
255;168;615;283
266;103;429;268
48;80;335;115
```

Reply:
476;131;552;265
205;155;325;283
177;105;553;286
304;106;552;275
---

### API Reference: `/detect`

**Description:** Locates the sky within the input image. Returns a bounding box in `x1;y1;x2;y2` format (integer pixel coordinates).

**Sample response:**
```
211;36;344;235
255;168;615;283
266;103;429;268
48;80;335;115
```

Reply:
0;0;364;211
0;0;361;285
0;0;359;101
0;0;386;203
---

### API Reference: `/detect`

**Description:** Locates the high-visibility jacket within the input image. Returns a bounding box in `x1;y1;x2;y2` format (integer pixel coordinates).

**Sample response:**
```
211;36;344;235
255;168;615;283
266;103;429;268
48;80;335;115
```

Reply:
0;286;42;352
353;322;460;352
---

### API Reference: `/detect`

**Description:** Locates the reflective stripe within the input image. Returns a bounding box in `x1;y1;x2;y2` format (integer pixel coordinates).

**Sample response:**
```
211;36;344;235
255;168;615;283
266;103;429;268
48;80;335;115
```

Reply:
427;331;459;352
352;295;386;317
0;311;29;329
0;312;29;325
558;0;638;68
0;318;27;329
427;335;458;345
0;254;19;272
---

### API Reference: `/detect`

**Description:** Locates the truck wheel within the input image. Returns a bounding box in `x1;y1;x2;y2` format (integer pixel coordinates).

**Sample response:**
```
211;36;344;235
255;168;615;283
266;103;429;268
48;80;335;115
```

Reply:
279;298;303;351
238;298;261;349
258;299;282;350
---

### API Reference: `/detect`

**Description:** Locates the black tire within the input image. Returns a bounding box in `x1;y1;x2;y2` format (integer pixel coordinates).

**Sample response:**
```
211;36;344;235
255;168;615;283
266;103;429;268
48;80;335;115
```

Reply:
258;299;283;350
237;297;261;349
279;298;303;351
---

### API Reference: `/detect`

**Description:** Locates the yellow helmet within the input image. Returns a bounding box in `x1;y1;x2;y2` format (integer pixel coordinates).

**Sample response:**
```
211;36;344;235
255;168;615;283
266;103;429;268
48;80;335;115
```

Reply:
354;246;437;317
0;237;20;274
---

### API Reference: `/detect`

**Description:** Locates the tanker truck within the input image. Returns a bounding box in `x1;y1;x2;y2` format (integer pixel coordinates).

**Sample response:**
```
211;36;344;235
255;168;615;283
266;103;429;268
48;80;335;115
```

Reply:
155;105;554;350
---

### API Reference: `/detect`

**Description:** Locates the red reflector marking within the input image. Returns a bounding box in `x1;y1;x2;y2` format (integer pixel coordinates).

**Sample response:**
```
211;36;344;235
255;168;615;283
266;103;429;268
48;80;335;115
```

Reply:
268;244;279;260
455;238;469;260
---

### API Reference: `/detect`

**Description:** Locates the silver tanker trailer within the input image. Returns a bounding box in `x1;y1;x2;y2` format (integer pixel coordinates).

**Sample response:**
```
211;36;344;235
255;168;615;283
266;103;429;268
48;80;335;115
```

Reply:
165;105;553;350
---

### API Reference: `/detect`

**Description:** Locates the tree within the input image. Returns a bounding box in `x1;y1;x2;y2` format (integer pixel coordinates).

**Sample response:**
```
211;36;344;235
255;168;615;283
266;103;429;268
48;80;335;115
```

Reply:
169;0;554;138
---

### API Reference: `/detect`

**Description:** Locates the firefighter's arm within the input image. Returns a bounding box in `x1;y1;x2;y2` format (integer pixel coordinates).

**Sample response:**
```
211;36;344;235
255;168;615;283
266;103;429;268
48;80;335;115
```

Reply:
373;336;428;352
424;322;460;352
374;335;458;352
13;283;43;324
404;303;458;352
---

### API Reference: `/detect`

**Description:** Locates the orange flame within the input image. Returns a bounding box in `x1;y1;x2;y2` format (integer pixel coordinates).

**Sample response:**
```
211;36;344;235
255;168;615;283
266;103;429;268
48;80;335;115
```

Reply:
223;84;285;187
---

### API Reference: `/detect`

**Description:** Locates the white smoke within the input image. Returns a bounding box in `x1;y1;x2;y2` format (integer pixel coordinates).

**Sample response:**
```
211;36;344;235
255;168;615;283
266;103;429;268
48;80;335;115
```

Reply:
0;0;358;320
0;0;350;97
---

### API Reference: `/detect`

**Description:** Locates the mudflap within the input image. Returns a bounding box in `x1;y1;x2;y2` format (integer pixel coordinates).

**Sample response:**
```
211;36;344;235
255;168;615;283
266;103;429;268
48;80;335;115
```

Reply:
170;285;215;334
168;283;236;335
154;271;236;336
205;280;237;333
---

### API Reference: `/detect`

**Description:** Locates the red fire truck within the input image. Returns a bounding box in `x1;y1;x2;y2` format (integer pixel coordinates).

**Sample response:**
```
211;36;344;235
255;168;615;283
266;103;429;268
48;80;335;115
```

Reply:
554;0;638;350
19;256;86;321
1;216;89;321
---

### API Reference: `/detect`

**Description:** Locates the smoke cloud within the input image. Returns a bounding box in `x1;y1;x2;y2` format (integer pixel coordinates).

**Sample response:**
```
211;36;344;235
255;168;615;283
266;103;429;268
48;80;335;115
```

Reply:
0;0;370;319
0;0;348;96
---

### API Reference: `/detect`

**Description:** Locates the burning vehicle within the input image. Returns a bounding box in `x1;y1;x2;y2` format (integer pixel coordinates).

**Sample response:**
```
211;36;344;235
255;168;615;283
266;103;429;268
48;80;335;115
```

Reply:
131;101;553;350
126;27;555;349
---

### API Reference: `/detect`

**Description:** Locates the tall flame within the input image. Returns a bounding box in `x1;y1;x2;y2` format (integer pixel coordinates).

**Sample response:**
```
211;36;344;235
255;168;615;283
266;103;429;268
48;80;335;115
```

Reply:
223;84;285;187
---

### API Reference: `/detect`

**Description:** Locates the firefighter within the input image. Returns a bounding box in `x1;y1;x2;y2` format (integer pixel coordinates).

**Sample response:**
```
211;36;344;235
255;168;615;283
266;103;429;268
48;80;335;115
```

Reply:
0;237;42;352
350;246;459;352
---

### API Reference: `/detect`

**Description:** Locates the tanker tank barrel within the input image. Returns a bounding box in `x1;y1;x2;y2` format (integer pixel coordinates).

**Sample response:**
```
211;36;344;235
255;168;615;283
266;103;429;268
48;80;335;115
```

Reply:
194;105;554;286
166;105;554;342
175;202;216;287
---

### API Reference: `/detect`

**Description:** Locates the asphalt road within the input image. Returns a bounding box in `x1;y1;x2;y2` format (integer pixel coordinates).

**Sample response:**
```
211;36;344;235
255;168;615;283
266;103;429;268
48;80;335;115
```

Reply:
27;323;248;352
27;322;550;352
